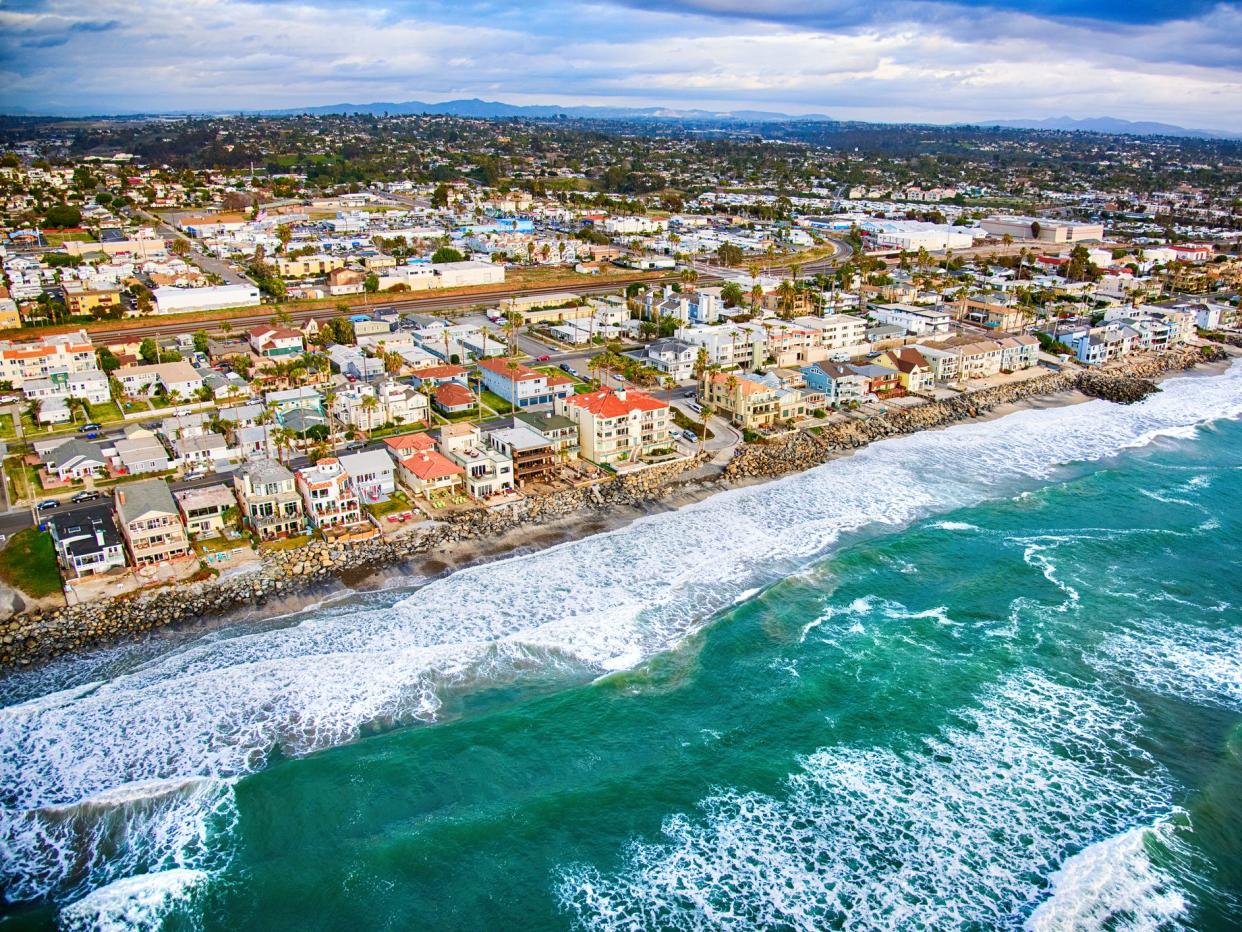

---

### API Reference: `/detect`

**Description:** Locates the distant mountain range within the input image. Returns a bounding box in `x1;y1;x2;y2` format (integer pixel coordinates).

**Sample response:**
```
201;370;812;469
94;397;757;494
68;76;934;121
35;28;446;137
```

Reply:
967;116;1242;141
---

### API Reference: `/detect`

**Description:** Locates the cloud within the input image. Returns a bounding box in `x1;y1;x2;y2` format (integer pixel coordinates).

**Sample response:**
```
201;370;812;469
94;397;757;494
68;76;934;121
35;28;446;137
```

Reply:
1;0;1240;131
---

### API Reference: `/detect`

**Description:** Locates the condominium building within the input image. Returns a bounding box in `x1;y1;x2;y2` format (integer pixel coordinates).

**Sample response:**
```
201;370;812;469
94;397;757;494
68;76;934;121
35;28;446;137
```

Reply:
0;329;98;388
554;388;671;465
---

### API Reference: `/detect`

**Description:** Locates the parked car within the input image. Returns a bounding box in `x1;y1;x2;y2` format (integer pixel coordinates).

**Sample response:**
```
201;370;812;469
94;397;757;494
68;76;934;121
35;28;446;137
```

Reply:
78;422;102;432
682;429;698;442
184;469;207;480
560;363;579;377
37;499;60;511
536;354;551;362
0;394;20;405
686;400;702;414
71;491;101;503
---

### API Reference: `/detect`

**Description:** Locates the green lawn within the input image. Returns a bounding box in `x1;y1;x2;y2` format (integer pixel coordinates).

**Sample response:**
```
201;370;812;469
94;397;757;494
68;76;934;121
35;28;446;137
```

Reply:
366;490;412;518
480;389;516;415
259;533;314;552
0;528;63;598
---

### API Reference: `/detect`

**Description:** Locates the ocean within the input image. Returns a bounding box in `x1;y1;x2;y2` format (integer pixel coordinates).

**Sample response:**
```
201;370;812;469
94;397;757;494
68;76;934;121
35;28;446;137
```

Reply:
1;362;1240;931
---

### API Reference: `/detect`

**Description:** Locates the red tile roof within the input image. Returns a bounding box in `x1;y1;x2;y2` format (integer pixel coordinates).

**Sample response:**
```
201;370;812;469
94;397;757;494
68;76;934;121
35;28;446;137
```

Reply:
434;382;476;407
477;357;542;382
400;451;463;481
412;364;467;380
385;433;436;453
563;388;667;419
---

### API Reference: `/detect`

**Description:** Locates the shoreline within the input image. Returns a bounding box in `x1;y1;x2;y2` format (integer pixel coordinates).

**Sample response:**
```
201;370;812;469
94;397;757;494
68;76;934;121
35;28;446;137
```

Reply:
0;344;1234;672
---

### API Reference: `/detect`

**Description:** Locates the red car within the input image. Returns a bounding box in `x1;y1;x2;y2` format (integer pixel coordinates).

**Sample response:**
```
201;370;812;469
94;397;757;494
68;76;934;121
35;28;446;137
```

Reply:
537;354;551;362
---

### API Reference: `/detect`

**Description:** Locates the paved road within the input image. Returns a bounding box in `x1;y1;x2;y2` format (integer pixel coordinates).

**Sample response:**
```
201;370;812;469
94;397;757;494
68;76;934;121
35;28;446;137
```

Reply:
126;206;254;287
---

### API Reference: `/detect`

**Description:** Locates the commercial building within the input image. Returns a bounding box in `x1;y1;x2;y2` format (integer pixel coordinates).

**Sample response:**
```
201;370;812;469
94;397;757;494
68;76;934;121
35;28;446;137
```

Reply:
980;216;1104;244
153;284;261;315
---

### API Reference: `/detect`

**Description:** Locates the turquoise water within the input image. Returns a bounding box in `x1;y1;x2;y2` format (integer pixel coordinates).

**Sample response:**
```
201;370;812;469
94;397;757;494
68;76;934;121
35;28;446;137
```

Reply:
2;364;1241;930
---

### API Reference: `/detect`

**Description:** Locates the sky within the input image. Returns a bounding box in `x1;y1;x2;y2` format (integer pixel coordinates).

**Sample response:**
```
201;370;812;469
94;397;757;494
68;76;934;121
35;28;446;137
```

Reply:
2;0;1242;130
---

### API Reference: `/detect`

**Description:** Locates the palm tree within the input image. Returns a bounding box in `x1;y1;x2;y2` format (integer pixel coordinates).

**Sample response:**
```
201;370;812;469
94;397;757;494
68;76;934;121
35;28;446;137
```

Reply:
322;390;338;453
698;404;713;456
360;394;380;437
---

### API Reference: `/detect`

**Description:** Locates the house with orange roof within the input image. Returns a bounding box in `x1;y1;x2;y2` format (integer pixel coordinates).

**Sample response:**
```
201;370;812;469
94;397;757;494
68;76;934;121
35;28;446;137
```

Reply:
384;433;437;458
477;357;574;409
396;449;465;498
554;387;671;464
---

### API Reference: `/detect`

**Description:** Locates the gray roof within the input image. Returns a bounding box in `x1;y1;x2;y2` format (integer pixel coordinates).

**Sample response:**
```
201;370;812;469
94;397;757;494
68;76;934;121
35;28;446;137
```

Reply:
42;437;106;468
515;409;576;433
240;457;293;485
488;425;553;452
115;477;179;523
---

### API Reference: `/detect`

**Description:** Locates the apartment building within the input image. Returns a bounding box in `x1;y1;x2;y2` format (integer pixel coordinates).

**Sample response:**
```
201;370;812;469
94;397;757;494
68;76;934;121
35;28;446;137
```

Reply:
62;280;122;316
114;479;192;565
554;388;671;465
477;357;574;408
0;329;98;388
275;254;346;278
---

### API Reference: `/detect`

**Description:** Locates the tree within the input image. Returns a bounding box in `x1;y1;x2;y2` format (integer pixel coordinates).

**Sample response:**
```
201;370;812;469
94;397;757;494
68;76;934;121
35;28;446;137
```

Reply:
1030;221;1042;240
720;282;744;308
692;347;709;383
43;204;81;229
276;224;293;252
715;243;743;266
431;183;450;209
96;347;121;373
170;238;191;257
139;338;160;364
192;330;210;354
431;246;464;264
364;274;379;294
360;395;380;436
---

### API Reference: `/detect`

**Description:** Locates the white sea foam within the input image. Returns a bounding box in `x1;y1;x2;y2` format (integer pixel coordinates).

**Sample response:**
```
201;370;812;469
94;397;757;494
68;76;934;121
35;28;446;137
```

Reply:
1094;624;1242;712
4;361;1241;909
0;776;235;905
1025;818;1188;932
556;672;1179;929
58;868;208;932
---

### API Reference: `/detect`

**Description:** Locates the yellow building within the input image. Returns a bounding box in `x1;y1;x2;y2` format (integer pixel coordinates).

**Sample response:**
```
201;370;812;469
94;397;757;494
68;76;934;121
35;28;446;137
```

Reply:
62;281;122;316
275;254;346;278
702;371;805;429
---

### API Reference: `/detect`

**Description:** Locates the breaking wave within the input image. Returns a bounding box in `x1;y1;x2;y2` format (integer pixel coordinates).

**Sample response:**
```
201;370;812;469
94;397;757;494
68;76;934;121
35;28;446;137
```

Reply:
2;361;1240;912
556;673;1179;929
